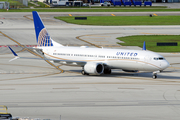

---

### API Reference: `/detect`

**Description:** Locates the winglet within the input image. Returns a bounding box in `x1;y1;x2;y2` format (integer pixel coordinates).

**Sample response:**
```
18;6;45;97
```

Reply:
8;46;19;62
142;41;146;51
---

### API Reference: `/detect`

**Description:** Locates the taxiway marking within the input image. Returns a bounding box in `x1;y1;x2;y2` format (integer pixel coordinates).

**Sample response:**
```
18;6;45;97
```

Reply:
111;14;116;16
153;13;158;16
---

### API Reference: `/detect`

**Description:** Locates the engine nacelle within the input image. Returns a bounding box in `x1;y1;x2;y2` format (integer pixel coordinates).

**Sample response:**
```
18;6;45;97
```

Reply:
84;62;104;75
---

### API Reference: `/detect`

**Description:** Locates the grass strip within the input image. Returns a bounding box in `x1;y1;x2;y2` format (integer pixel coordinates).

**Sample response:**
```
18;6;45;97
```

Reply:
55;16;180;25
117;35;180;52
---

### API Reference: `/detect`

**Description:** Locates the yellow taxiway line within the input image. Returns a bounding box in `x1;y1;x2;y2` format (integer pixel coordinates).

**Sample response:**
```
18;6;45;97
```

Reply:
111;14;116;16
153;13;158;16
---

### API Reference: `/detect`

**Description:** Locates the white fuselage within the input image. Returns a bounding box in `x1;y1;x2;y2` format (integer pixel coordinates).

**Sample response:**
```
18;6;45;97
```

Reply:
39;46;170;72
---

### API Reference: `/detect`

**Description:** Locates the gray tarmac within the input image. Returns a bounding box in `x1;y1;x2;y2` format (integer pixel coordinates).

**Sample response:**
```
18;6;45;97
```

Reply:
1;12;180;120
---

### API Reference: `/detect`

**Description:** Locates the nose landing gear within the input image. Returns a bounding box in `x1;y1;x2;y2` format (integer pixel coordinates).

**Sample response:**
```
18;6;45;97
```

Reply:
152;71;160;79
153;74;157;79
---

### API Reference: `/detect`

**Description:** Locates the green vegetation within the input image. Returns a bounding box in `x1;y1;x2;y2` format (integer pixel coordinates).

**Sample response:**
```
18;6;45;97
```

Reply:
28;2;48;8
0;0;27;8
55;16;180;25
28;2;37;8
37;2;47;7
0;0;48;9
117;35;180;52
0;0;21;5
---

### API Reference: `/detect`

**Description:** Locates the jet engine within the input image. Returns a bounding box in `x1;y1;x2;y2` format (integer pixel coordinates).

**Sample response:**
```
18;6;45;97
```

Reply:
84;62;104;75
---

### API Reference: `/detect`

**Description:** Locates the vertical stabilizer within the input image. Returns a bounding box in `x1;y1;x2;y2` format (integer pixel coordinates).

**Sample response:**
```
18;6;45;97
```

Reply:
32;11;63;47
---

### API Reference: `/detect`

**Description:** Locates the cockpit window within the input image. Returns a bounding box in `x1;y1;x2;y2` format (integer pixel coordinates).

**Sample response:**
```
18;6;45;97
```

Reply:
159;57;164;60
154;57;164;60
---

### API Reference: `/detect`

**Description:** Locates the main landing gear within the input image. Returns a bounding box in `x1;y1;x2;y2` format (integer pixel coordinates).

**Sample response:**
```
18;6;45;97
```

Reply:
81;70;89;75
81;68;111;75
104;68;111;74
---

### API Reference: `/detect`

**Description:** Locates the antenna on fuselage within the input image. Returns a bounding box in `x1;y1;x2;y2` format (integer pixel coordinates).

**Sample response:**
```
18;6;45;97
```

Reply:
142;41;146;51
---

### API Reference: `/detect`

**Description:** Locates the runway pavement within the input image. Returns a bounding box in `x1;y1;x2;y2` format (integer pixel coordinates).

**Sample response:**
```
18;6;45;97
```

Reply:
1;12;180;120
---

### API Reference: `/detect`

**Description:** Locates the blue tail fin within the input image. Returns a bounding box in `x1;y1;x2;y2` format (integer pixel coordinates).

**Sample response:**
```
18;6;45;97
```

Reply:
32;11;53;47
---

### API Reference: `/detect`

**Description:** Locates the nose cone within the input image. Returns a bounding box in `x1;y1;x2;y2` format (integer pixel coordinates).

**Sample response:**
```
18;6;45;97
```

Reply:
161;60;170;70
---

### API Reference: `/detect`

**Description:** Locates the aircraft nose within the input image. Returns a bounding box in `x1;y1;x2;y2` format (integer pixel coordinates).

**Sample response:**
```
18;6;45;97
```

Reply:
161;60;170;70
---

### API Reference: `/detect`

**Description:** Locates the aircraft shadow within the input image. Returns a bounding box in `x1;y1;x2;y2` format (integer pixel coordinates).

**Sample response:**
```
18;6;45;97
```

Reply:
66;70;180;80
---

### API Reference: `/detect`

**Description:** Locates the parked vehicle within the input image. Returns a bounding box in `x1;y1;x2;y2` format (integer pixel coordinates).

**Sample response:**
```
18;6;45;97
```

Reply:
51;0;68;6
73;1;83;6
100;1;111;6
83;3;89;6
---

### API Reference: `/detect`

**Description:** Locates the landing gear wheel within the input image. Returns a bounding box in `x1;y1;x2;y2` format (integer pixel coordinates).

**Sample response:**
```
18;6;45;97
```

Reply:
104;69;111;74
81;70;86;75
107;69;111;74
152;71;160;79
81;70;89;75
153;74;157;79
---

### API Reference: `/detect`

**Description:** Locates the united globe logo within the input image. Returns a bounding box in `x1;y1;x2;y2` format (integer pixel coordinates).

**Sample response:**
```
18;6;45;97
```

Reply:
38;28;53;47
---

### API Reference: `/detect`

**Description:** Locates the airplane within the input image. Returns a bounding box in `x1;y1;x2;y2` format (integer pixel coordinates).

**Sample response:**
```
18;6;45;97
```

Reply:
8;11;170;79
